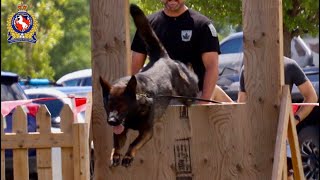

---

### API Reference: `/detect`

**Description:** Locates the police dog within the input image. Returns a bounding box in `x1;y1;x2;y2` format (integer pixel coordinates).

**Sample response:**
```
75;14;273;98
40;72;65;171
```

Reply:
99;4;199;167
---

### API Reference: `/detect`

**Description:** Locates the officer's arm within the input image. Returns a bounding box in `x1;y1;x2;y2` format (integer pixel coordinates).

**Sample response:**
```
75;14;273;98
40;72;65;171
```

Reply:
131;51;147;75
295;80;318;123
199;51;219;104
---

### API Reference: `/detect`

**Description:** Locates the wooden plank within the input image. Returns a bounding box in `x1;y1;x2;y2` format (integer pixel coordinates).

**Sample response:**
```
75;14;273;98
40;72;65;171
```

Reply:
12;106;29;180
271;86;291;180
282;154;287;180
84;92;94;179
84;92;93;144
288;109;304;179
1;115;5;180
73;123;81;180
104;104;254;179
36;106;53;180
2;132;73;149
90;0;130;178
73;123;90;180
60;104;74;180
242;0;284;178
191;104;251;179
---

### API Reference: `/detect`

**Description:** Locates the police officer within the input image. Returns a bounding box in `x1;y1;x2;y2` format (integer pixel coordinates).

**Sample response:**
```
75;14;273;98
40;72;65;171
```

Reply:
131;0;227;104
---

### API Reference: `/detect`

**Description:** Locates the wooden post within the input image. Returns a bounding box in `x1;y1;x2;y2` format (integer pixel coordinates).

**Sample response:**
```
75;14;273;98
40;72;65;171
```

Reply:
242;0;284;178
90;0;130;179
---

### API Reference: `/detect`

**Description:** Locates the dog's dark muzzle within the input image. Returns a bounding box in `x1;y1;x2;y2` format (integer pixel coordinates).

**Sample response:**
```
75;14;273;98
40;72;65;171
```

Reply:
107;111;127;126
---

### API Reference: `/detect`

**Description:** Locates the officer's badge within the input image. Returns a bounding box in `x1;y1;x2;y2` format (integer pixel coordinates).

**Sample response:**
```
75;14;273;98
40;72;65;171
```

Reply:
181;30;192;42
7;3;38;44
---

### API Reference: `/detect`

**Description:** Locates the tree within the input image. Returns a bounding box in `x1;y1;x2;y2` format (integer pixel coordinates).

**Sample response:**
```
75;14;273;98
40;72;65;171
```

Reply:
1;0;65;79
1;0;92;81
137;0;319;57
49;0;91;80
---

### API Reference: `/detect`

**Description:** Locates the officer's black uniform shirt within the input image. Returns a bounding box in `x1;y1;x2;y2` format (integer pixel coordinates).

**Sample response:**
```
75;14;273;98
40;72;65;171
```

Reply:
131;9;221;91
239;57;308;92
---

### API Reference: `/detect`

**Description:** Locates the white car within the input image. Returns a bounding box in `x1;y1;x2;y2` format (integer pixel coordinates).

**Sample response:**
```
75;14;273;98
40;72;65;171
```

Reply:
56;69;92;86
25;88;86;125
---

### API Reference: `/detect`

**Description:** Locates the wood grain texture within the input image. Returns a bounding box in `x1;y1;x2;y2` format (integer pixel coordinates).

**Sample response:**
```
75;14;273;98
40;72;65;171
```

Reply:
288;109;304;179
90;0;130;179
271;86;291;180
73;123;90;180
90;0;286;179
242;0;284;179
102;105;260;180
12;106;29;180
36;106;53;180
1;133;72;149
60;105;74;180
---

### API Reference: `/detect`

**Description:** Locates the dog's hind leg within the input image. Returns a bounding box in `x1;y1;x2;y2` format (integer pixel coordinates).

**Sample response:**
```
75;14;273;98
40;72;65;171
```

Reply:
110;130;128;167
122;128;153;167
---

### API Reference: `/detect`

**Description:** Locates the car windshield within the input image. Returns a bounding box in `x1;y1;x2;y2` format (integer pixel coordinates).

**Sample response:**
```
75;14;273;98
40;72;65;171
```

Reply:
1;82;28;101
220;37;243;54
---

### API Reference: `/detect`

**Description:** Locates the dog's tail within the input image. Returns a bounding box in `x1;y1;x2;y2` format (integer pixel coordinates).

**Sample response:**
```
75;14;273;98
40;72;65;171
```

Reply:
130;4;168;62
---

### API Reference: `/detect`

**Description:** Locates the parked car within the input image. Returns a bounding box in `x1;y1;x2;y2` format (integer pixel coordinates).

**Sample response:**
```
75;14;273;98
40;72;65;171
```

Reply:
218;32;319;179
56;69;92;86
1;71;39;178
52;86;92;98
19;77;58;90
25;88;87;127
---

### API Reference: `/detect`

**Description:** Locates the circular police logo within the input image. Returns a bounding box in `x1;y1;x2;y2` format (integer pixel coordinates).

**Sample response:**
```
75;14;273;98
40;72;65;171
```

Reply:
7;4;38;44
12;12;33;33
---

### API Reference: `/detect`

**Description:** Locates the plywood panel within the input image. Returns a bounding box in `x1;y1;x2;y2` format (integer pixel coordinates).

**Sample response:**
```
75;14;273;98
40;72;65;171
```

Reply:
103;105;255;180
90;0;285;179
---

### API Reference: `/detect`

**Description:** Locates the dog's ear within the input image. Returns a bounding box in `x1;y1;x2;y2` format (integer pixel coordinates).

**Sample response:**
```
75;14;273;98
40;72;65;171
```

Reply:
124;75;137;99
99;76;111;98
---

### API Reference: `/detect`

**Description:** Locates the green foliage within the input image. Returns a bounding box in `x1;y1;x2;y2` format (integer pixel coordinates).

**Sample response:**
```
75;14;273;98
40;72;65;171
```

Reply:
49;0;91;80
1;0;64;79
1;0;91;80
1;0;317;81
137;0;319;38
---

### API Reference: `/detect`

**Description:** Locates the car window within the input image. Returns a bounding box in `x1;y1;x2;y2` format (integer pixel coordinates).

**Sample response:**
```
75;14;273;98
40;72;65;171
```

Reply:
220;37;243;54
63;79;81;86
82;77;92;86
34;94;64;118
1;83;28;101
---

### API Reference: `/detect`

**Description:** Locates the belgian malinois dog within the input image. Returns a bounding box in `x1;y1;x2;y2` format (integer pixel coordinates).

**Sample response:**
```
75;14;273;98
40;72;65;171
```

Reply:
99;4;199;167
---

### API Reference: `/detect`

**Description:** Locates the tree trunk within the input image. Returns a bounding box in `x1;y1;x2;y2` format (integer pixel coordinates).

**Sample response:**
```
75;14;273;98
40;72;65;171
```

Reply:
283;27;293;58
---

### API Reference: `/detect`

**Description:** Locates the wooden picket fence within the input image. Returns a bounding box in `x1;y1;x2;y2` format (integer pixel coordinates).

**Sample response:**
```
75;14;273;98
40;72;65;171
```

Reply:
1;104;89;180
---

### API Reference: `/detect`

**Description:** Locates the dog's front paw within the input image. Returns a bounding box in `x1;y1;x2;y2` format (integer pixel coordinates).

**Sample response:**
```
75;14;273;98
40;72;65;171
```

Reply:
110;153;121;167
121;155;134;167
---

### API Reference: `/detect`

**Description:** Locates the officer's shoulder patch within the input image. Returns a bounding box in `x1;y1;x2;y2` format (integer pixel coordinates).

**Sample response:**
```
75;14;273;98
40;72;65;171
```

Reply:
208;23;217;37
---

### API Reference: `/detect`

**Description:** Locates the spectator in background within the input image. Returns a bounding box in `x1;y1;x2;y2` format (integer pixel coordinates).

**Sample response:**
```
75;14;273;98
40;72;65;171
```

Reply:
237;56;318;178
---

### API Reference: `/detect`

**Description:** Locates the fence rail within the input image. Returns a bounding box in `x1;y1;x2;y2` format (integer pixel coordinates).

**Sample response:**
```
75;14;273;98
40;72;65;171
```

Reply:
1;104;89;180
